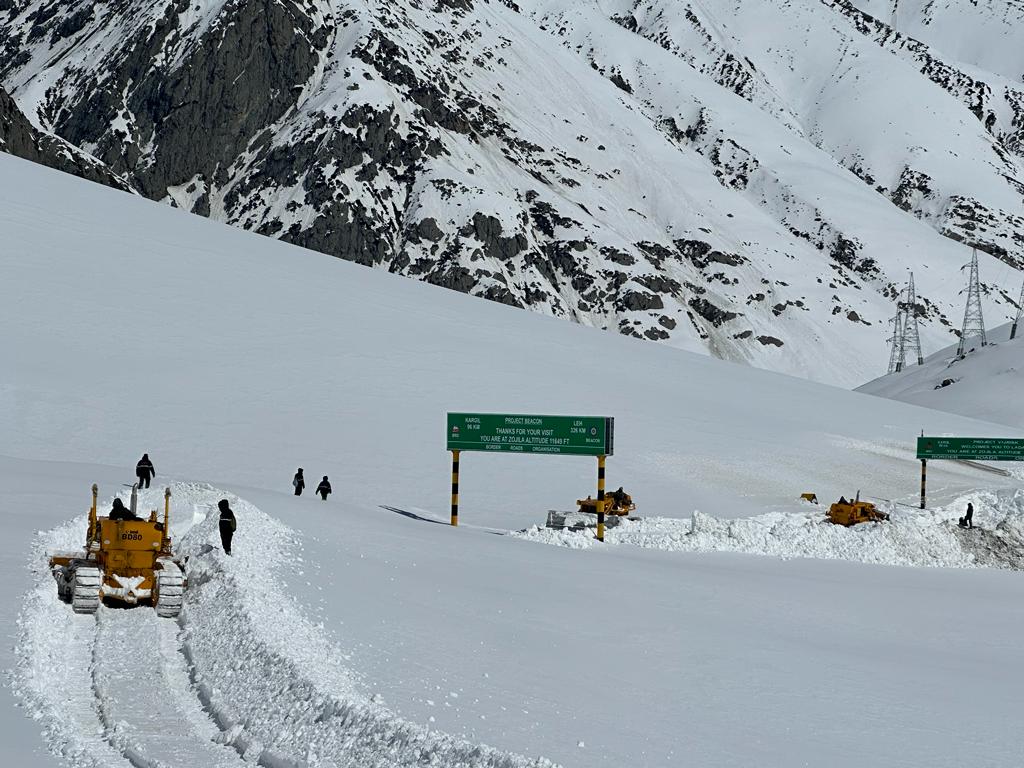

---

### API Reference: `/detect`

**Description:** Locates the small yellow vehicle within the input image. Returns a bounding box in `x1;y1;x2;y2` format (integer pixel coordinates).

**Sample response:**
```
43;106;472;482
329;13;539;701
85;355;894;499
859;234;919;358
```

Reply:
49;484;185;616
577;488;636;516
826;492;890;527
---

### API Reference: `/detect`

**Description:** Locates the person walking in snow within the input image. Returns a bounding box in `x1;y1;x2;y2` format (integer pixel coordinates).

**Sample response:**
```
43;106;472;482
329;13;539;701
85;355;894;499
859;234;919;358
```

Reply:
136;453;155;489
293;468;305;496
218;499;236;554
316;476;331;501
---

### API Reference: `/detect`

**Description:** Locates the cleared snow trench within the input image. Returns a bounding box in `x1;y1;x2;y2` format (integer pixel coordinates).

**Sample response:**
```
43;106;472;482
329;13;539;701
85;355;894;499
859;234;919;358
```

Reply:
14;483;558;768
516;489;1024;570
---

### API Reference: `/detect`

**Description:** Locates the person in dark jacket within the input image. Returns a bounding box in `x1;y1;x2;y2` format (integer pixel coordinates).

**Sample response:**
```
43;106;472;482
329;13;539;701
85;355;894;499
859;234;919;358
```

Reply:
959;502;974;529
136;453;155;489
611;486;626;507
218;499;236;554
293;468;305;496
109;498;137;520
316;476;331;501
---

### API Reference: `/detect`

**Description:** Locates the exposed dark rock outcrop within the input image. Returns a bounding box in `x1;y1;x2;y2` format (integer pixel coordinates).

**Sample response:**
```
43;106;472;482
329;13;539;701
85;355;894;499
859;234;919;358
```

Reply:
0;87;133;192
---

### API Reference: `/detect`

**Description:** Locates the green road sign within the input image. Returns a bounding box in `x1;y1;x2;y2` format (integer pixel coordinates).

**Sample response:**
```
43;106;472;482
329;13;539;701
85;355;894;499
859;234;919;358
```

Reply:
447;413;614;456
917;436;1024;461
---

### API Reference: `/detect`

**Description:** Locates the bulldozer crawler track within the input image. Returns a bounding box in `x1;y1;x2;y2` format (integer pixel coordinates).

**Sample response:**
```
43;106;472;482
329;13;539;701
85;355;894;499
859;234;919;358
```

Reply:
155;560;184;618
71;566;102;614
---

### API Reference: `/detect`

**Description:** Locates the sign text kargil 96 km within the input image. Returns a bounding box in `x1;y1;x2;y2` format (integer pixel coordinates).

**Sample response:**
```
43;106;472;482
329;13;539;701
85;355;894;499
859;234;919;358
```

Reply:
447;413;614;456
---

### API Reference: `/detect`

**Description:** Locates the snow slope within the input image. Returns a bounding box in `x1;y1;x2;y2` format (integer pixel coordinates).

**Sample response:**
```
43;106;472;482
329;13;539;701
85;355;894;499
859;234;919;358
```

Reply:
4;152;1024;766
859;321;1024;427
3;0;1024;385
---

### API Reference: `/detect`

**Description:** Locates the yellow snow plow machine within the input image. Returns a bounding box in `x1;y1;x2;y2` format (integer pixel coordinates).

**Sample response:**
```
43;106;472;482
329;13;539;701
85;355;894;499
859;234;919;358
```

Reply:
826;492;890;527
48;484;185;616
577;488;636;516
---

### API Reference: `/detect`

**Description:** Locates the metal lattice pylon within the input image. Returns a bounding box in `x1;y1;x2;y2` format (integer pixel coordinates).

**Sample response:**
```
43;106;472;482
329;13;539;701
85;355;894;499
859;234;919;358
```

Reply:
887;305;905;374
1012;278;1024;341
900;272;924;366
956;249;987;356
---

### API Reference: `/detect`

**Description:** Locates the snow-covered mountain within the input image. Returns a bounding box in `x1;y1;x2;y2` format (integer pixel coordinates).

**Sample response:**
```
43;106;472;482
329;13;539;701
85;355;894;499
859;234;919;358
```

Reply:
5;148;1024;768
859;320;1024;427
2;0;1023;385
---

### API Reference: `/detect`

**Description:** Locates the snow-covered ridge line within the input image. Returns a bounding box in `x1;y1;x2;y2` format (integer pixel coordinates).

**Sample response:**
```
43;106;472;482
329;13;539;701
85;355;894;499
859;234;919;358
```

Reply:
516;489;1024;569
13;483;558;768
3;1;1024;385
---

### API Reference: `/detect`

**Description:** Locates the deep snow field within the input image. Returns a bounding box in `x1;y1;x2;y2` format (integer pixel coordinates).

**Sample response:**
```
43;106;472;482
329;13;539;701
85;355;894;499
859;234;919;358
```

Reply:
860;321;1024;428
3;151;1024;767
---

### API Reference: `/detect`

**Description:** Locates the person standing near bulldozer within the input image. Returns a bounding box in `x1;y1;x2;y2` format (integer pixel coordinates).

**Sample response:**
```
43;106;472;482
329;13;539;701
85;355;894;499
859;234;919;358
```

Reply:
293;468;305;496
218;499;236;555
136;453;155;489
316;476;332;501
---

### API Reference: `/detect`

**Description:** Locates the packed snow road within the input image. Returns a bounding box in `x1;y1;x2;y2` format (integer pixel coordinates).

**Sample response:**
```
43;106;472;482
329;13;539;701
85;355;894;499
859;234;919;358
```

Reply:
13;483;557;768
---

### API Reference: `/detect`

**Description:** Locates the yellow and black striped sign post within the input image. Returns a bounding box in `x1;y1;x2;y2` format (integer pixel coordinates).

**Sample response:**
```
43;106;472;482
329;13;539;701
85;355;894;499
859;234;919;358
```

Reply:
451;450;460;526
920;459;926;510
597;454;606;542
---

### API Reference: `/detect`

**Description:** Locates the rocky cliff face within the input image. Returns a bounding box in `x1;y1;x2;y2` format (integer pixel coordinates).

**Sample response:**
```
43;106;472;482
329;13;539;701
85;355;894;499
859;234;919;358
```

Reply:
0;86;133;191
2;0;1022;386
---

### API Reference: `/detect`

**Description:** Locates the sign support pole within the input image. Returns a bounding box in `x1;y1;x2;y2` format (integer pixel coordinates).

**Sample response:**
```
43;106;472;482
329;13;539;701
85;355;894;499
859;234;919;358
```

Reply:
451;450;460;526
597;454;606;542
920;459;927;510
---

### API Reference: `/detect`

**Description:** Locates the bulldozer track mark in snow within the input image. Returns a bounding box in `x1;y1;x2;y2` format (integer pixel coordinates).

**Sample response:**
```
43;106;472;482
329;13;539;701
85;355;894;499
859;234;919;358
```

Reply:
92;607;250;768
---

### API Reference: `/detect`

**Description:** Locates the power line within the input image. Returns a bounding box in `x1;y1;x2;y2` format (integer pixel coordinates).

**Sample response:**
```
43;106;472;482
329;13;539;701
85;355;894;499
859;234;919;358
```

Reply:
887;303;905;374
957;248;987;356
901;271;923;366
1012;278;1024;341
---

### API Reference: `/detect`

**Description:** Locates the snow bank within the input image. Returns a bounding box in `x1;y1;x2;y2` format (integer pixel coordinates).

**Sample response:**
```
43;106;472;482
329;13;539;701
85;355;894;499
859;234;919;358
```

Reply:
516;489;1024;569
12;483;559;768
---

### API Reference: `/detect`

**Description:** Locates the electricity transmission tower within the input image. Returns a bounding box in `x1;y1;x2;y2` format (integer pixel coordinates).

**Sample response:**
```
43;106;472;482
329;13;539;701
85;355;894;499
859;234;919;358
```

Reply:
956;248;987;356
1012;278;1024;340
887;306;905;374
900;272;924;366
885;273;924;375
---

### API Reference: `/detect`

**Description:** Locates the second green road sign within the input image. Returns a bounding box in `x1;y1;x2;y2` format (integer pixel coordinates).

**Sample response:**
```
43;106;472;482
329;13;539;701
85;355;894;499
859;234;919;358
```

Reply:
447;413;614;456
917;436;1024;461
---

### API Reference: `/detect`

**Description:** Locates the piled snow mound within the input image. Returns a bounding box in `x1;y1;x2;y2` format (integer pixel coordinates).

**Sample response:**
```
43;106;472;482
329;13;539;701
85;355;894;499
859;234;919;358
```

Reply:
13;483;558;768
516;490;1024;569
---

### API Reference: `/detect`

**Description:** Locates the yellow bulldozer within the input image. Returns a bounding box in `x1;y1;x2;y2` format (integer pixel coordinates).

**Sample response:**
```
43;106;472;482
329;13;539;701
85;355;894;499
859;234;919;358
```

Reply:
577;487;636;516
826;492;890;527
49;484;185;616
